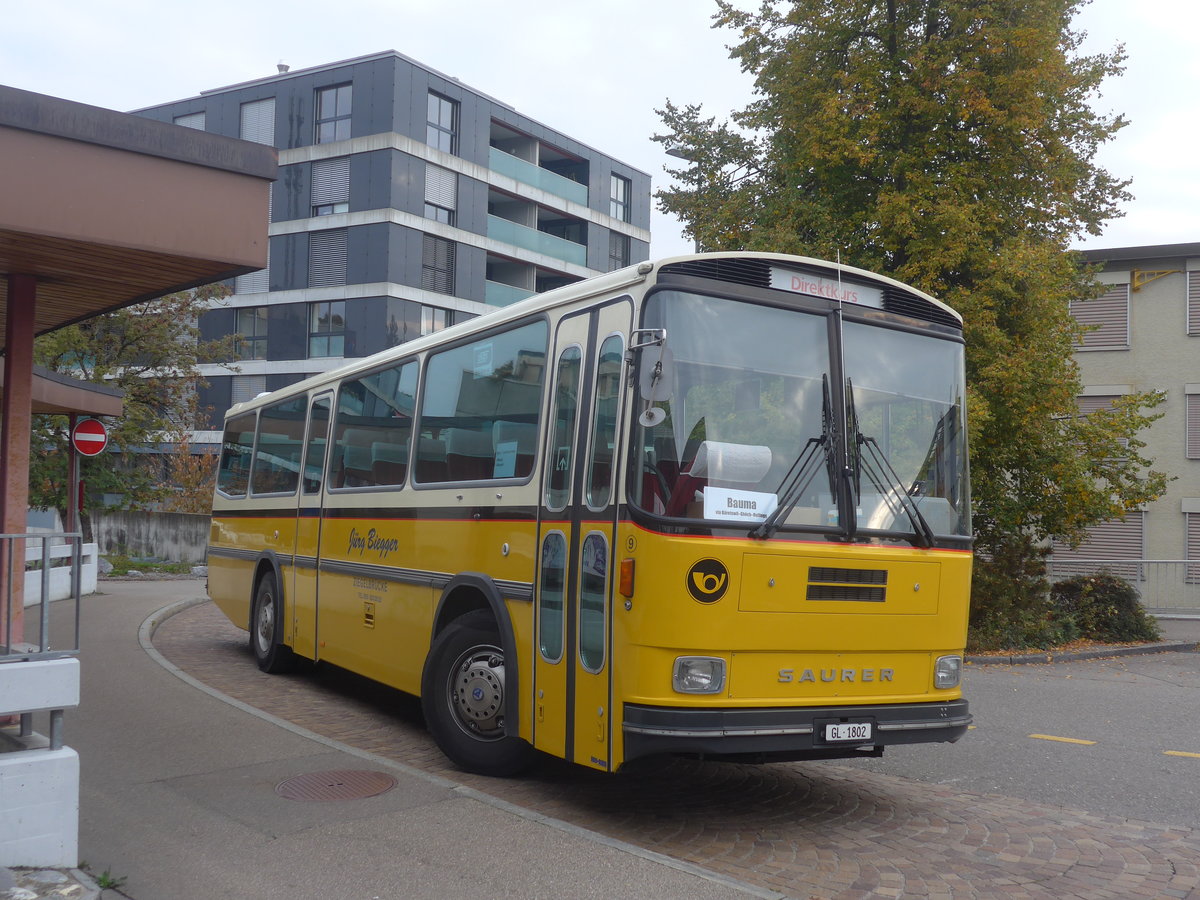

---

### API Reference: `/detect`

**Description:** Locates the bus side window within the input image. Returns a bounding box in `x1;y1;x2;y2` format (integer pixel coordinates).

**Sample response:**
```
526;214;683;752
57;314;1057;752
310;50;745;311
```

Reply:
420;320;548;484
585;336;623;509
302;399;330;494
217;412;256;498
544;345;582;509
331;360;417;490
250;397;306;496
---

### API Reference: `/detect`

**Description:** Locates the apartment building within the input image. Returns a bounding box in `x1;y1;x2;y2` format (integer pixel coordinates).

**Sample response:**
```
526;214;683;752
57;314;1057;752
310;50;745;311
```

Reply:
134;51;651;430
1055;242;1200;599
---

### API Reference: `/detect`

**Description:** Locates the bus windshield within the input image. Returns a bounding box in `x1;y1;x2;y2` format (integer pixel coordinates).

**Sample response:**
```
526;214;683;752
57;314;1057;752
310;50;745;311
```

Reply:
632;290;833;526
632;290;969;543
844;321;969;541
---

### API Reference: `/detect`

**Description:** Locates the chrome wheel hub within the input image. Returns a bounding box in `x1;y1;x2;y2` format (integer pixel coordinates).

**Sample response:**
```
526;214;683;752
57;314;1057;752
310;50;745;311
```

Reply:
450;647;505;738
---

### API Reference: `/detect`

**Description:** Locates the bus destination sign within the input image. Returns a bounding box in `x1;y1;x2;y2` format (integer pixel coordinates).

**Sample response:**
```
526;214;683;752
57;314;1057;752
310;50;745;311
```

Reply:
770;267;883;309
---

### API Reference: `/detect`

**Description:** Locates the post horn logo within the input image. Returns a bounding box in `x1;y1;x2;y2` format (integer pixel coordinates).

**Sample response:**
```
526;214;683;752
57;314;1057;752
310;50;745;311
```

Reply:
686;558;729;603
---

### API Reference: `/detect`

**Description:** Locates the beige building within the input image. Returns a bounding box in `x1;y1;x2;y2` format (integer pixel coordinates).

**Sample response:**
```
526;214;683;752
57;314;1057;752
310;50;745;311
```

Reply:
1054;241;1200;612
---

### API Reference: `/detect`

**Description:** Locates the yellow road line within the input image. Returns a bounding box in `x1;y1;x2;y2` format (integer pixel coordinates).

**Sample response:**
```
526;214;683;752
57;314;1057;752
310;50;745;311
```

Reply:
1164;750;1200;759
1029;733;1097;746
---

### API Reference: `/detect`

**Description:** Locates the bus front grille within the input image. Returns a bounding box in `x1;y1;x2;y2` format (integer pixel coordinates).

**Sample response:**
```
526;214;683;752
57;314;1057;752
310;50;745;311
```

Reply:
807;567;887;603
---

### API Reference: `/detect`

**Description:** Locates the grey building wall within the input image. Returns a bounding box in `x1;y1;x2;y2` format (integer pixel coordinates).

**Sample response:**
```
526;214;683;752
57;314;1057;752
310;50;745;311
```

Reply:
136;51;651;427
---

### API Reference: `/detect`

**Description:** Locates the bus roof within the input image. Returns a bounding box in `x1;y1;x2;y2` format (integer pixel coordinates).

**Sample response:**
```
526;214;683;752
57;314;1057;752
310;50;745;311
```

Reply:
222;251;960;419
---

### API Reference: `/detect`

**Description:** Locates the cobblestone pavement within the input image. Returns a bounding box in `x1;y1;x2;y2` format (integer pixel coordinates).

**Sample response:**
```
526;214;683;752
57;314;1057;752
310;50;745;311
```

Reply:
153;601;1200;900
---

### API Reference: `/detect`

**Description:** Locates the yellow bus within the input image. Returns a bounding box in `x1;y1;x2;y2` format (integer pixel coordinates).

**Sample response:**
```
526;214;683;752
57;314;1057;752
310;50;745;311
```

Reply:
208;252;971;776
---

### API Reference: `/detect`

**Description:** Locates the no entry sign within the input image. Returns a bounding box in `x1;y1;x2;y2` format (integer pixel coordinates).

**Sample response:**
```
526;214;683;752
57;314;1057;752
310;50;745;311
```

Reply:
71;418;109;456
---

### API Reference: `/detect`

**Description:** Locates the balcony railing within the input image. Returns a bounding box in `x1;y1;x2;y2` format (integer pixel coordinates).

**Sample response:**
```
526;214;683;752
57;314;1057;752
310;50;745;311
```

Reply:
484;280;536;308
488;147;588;206
487;215;587;267
1046;558;1200;614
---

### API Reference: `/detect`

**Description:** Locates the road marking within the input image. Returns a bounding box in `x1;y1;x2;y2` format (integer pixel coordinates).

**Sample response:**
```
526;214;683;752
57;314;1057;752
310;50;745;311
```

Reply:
1029;733;1097;745
1164;750;1200;759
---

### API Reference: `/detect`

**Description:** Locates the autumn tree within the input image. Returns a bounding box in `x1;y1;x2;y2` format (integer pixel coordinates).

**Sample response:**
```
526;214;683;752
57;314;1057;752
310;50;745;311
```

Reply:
29;285;235;538
656;0;1167;646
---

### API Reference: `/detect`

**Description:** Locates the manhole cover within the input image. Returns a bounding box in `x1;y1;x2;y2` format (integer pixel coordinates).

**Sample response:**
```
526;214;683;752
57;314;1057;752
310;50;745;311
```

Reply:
275;770;397;801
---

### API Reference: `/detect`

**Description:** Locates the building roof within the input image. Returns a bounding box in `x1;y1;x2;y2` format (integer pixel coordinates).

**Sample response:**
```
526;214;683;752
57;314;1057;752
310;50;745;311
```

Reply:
0;84;277;354
1079;241;1200;263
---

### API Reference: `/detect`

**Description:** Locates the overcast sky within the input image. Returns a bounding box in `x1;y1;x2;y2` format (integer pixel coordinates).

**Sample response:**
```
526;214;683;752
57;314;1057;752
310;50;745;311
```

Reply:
5;1;1196;258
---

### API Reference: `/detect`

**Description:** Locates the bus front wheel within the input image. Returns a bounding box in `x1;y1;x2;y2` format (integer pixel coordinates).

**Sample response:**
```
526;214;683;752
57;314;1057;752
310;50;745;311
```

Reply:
251;571;294;674
422;611;533;776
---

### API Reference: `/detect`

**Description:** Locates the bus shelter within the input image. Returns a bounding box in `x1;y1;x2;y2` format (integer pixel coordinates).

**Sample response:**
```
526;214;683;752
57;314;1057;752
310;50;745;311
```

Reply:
0;84;276;866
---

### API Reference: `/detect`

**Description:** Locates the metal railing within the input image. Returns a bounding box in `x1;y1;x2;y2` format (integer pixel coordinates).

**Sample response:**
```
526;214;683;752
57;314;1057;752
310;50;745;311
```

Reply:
1;531;83;662
1046;558;1200;614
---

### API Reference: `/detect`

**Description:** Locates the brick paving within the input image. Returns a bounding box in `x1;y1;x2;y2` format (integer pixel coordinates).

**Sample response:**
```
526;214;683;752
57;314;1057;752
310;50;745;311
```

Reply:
154;601;1200;900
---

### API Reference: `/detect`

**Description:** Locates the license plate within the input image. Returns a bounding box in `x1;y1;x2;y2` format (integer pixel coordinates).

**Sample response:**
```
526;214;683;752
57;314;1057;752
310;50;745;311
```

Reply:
824;722;872;742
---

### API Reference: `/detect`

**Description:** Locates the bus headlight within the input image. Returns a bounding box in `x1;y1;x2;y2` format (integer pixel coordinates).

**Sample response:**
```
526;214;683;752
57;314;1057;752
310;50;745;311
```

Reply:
934;655;962;689
673;657;726;694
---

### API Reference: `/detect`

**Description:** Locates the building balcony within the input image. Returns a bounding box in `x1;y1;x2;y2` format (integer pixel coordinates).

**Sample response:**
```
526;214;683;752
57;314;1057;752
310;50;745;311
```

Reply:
484;280;536;308
487;215;587;267
488;147;588;207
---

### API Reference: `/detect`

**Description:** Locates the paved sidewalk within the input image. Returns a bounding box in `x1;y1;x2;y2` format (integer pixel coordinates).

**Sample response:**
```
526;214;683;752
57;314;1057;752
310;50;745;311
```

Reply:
17;580;775;900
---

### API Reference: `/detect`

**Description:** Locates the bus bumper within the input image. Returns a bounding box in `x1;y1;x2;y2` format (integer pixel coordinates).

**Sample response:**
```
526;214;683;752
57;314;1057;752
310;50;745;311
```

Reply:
622;699;971;765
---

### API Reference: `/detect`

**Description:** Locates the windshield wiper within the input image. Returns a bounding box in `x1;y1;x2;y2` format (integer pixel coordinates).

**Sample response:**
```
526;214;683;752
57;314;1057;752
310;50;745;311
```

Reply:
751;377;834;540
846;379;935;548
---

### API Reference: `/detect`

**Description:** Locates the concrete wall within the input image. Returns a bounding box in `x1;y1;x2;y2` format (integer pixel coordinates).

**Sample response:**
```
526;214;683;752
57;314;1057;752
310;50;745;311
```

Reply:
91;511;209;563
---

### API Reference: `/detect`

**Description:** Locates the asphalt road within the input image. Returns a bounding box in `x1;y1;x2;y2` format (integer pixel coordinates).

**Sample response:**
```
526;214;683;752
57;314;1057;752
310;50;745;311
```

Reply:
842;649;1200;831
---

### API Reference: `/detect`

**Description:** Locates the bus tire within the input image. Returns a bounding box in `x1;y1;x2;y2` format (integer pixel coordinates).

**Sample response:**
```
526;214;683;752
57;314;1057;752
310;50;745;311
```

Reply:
251;571;294;674
422;611;534;776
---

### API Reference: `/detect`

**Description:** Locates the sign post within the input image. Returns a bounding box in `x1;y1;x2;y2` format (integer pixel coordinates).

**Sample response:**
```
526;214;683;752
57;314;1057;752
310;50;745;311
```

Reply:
69;418;108;534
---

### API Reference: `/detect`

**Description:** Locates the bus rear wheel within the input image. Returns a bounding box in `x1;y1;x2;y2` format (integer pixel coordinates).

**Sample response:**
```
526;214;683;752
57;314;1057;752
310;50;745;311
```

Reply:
422;611;534;776
251;571;294;674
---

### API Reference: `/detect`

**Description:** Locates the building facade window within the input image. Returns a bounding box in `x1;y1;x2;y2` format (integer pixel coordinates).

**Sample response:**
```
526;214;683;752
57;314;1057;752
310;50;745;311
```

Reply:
239;98;275;145
231;374;267;405
235;307;268;360
1188;272;1200;335
312;157;351;216
308;229;348;286
421;235;455;294
173;111;206;130
1051;513;1145;581
1070;283;1129;350
315;84;352;144
1187;391;1200;459
608;232;630;272
424;163;457;224
421;305;448;336
609;173;631;222
309;301;346;358
427;92;458;154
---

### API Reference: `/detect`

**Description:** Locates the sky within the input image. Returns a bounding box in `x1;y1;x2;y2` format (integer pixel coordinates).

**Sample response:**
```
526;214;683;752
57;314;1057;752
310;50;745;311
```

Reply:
4;0;1196;258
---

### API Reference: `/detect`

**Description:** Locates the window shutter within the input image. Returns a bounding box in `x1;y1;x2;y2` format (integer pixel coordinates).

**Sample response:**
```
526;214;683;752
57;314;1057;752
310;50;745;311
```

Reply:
1188;394;1200;459
1187;513;1200;583
309;229;348;287
174;112;206;131
1051;513;1144;579
1070;285;1129;350
1076;395;1115;417
239;99;275;145
421;235;455;294
425;164;457;209
1189;273;1200;335
236;245;270;294
312;157;351;206
232;375;267;405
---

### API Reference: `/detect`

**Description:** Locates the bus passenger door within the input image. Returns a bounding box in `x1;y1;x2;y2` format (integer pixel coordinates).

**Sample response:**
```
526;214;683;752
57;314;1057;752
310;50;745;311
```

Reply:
534;301;630;771
290;392;332;659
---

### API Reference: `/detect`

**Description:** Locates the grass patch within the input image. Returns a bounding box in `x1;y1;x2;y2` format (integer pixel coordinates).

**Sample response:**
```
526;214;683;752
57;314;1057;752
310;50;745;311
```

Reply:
103;555;192;575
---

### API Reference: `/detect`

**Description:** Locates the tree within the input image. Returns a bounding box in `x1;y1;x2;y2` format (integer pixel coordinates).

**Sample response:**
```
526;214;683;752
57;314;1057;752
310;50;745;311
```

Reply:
29;285;235;538
656;0;1167;646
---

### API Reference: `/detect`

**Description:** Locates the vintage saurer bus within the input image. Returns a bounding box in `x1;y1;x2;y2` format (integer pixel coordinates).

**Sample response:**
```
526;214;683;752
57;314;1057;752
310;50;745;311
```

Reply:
208;252;972;775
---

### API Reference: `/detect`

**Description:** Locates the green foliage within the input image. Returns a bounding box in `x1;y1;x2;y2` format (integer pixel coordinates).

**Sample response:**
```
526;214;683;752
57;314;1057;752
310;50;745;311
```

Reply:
1050;573;1161;643
28;285;235;535
656;0;1168;644
103;555;193;575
